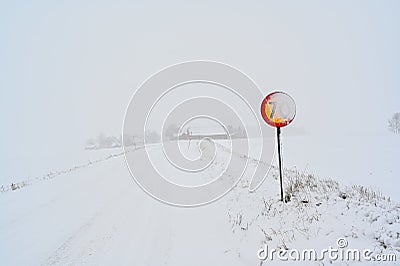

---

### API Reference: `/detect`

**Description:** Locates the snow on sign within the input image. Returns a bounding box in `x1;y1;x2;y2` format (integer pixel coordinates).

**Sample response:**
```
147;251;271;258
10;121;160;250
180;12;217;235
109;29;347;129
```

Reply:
261;91;296;128
261;91;296;202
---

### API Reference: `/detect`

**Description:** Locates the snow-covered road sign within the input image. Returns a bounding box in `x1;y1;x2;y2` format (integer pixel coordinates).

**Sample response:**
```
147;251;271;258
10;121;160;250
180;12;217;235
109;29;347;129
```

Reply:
261;91;296;202
261;91;296;128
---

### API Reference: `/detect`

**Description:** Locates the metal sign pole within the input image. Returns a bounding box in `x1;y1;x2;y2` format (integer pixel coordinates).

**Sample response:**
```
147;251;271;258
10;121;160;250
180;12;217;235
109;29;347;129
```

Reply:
276;127;284;202
261;91;295;202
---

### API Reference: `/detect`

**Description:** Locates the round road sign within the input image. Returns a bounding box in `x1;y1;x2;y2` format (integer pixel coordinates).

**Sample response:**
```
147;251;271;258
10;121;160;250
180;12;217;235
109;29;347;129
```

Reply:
261;91;296;128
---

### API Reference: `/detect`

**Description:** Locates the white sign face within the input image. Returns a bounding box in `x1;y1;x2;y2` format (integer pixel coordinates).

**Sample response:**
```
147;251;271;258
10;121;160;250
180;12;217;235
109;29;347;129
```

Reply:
261;91;296;128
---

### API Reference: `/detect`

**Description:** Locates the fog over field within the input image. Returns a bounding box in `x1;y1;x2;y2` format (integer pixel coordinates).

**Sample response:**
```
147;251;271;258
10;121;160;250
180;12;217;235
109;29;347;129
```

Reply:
0;1;399;265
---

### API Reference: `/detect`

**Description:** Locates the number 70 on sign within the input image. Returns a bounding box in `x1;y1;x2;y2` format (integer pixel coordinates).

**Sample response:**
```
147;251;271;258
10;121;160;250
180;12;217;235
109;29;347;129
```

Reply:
261;91;296;128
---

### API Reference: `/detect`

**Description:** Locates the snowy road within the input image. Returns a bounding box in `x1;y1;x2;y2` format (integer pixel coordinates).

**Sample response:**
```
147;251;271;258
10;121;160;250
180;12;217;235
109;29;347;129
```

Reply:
1;139;399;265
0;143;257;266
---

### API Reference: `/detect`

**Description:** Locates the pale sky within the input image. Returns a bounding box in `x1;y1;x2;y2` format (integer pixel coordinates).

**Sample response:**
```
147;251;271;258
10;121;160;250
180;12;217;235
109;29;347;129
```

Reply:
1;0;399;156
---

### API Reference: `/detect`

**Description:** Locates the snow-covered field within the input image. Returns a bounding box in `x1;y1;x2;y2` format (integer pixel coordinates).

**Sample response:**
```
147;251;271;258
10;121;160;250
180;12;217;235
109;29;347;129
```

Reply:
0;135;399;265
280;133;400;202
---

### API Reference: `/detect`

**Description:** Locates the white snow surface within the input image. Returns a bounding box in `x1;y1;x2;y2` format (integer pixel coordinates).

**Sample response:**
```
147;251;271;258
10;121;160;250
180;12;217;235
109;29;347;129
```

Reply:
0;136;399;265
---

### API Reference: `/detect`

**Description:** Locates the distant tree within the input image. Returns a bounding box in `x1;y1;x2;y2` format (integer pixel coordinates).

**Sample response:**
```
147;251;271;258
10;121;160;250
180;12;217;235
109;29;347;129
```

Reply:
97;133;106;148
388;112;400;134
86;138;96;147
164;124;179;140
227;125;234;134
108;136;120;147
123;134;135;146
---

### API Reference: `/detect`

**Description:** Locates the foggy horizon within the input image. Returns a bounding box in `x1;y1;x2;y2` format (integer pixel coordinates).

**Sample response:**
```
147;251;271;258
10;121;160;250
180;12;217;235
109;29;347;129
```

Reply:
1;1;399;157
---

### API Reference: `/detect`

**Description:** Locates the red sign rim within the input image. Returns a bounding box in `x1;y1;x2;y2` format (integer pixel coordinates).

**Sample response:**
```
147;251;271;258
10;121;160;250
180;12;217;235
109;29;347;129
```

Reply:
260;91;296;128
